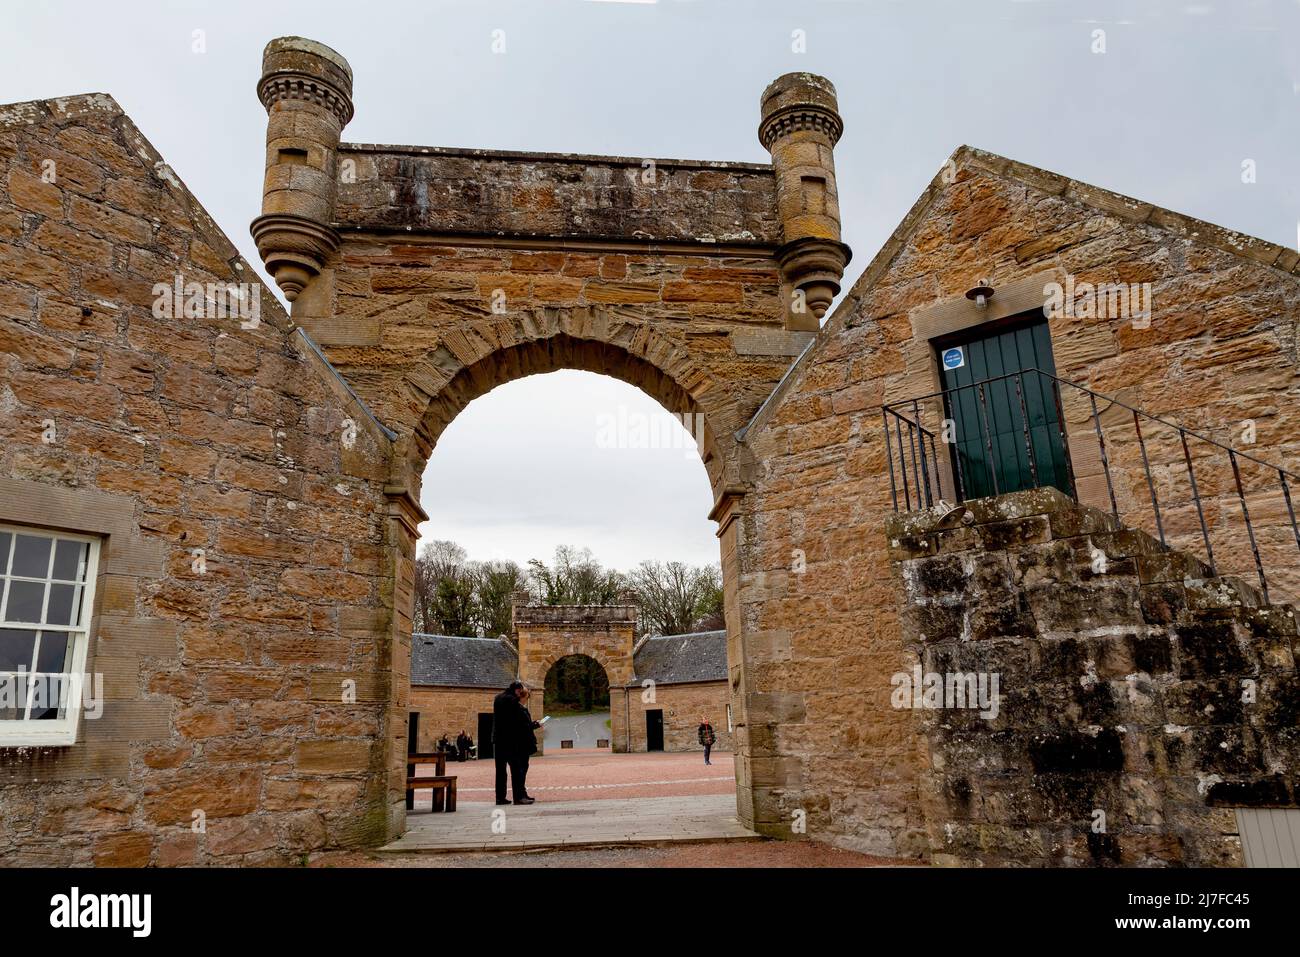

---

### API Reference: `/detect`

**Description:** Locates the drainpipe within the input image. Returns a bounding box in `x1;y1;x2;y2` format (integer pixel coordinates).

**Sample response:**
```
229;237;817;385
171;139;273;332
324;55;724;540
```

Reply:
624;682;631;753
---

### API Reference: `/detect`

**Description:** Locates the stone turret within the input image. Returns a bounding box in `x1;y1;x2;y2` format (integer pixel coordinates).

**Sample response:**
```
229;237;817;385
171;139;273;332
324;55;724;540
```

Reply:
759;72;851;329
251;36;354;302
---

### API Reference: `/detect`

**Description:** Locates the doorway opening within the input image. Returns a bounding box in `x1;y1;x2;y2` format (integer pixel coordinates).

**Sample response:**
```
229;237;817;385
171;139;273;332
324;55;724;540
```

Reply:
645;709;664;752
476;712;494;760
934;310;1069;499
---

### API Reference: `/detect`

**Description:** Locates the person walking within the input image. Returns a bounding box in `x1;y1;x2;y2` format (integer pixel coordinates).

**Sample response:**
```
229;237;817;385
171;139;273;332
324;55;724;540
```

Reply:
493;681;541;805
698;715;716;766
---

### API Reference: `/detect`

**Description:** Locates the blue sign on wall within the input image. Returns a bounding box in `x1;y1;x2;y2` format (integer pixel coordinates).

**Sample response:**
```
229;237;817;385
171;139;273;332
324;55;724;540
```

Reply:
942;346;965;370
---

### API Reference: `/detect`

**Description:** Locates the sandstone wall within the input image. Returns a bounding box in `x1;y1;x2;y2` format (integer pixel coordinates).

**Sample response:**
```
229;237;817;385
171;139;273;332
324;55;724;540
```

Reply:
889;488;1298;867
409;686;495;753
0;95;396;865
611;681;732;753
737;147;1299;855
296;237;806;498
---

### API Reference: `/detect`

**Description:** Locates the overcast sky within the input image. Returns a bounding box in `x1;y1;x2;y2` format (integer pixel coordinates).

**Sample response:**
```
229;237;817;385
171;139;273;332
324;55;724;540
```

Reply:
3;0;1296;569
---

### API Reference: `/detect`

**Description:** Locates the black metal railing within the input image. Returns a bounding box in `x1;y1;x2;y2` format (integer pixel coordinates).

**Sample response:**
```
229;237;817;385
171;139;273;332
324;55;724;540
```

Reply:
883;368;1300;603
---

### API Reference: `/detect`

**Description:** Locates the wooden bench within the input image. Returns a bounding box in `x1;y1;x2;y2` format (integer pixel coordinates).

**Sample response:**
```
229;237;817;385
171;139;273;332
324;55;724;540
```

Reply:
406;774;457;812
406;752;457;813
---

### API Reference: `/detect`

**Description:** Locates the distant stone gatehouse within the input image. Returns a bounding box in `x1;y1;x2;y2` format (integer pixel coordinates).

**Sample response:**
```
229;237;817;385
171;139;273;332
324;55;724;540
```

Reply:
408;599;730;755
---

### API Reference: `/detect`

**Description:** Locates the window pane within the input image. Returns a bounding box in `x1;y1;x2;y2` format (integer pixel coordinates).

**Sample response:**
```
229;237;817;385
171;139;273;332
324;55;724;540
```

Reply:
11;534;52;578
45;584;81;627
51;539;88;582
35;632;71;674
0;673;27;720
4;580;46;623
0;532;10;574
29;672;66;720
0;629;36;671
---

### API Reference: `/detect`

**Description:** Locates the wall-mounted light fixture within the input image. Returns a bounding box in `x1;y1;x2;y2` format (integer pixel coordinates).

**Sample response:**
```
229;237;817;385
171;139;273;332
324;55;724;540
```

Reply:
965;280;995;309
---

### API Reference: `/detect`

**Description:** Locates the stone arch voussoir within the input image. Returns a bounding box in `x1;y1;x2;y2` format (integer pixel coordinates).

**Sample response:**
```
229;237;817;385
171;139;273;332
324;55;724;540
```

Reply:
405;307;740;499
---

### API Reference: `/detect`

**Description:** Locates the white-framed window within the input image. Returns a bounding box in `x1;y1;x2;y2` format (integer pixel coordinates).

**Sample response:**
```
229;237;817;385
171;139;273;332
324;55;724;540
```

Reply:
0;524;99;746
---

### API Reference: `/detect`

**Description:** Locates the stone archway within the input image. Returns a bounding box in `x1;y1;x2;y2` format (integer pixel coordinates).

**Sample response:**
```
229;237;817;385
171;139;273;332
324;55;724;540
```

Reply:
366;325;754;838
407;321;739;500
514;600;635;691
250;38;852;843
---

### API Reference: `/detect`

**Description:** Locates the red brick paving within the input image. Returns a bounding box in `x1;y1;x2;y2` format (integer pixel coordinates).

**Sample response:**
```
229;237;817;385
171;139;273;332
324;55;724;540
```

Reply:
420;749;734;806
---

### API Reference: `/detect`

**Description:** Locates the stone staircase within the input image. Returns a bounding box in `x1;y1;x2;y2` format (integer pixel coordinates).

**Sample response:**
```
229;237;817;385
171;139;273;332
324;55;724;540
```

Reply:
887;487;1299;867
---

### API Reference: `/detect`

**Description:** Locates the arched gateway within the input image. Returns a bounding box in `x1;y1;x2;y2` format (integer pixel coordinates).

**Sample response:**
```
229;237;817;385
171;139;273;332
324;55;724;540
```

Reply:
250;37;851;839
407;601;731;758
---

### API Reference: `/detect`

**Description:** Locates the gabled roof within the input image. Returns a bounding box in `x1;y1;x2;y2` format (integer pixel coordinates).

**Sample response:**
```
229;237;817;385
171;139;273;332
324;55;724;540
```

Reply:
411;634;518;689
632;630;727;686
741;144;1300;441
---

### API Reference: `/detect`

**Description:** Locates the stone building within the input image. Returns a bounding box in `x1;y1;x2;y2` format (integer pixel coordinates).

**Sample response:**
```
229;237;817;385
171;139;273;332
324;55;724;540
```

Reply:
407;633;513;754
408;600;730;755
0;36;1295;866
614;630;731;754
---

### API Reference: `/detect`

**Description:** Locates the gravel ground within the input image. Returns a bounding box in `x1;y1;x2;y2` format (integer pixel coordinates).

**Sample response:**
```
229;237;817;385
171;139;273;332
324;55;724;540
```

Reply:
311;839;917;868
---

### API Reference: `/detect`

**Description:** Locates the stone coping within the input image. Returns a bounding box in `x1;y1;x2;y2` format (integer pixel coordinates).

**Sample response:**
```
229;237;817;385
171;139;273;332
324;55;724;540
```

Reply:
339;141;774;173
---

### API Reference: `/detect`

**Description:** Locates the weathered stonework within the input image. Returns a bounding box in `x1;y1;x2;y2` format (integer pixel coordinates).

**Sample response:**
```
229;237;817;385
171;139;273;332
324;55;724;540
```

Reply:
736;146;1298;853
0;93;395;865
888;488;1298;867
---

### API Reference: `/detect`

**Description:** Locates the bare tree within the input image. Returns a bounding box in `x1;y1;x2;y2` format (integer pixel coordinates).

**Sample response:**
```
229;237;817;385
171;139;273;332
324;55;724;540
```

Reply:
412;540;470;635
627;560;723;636
472;559;525;637
527;545;625;606
414;541;722;639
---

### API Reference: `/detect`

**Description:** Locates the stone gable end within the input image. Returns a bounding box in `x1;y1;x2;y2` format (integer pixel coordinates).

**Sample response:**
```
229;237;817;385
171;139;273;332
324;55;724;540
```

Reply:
0;94;398;866
738;146;1298;856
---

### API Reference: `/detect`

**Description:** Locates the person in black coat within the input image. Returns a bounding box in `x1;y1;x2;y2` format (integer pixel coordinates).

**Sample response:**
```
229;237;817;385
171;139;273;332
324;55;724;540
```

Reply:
493;681;540;805
698;715;716;766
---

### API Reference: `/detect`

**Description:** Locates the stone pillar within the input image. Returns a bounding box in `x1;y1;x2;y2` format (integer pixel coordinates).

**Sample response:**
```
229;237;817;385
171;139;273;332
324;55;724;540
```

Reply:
758;72;851;330
710;487;762;832
380;482;428;841
252;36;354;302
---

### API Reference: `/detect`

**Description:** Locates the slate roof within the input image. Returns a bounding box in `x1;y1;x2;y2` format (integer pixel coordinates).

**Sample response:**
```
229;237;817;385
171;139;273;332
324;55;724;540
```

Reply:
632;630;727;686
410;634;518;689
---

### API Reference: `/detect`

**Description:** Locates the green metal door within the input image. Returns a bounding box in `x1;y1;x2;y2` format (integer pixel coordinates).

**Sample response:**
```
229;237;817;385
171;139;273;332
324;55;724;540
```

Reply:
936;315;1070;501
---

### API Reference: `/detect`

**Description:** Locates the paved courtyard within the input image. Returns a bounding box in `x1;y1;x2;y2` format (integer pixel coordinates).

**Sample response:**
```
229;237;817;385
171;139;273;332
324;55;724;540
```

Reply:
419;748;734;805
386;793;756;853
388;749;747;853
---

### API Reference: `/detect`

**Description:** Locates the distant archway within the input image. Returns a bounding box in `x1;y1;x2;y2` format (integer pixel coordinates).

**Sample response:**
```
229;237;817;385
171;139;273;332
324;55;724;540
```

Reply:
544;654;611;716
